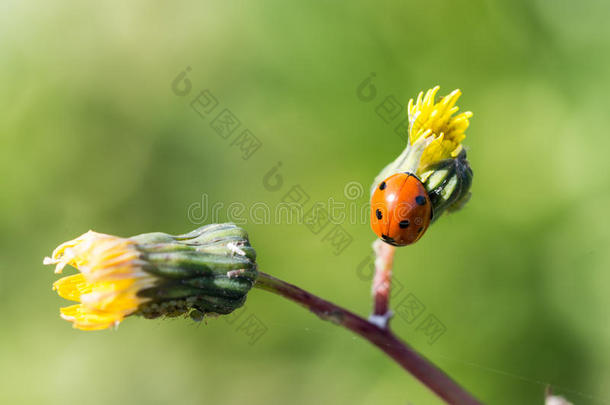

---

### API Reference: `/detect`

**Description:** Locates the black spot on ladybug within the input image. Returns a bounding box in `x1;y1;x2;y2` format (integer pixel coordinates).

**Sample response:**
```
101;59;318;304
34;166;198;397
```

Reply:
375;209;383;220
417;227;424;234
399;220;410;228
415;195;427;206
379;182;386;190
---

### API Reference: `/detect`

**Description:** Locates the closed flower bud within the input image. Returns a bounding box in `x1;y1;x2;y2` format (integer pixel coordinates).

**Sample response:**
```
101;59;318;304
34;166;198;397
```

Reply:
419;149;473;222
44;223;257;330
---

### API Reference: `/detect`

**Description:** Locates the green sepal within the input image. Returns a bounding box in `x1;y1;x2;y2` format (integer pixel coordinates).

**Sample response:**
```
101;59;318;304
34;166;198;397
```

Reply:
183;276;254;298
420;149;473;222
142;253;256;279
175;223;251;245
137;276;253;301
131;223;257;321
192;295;247;315
138;294;247;318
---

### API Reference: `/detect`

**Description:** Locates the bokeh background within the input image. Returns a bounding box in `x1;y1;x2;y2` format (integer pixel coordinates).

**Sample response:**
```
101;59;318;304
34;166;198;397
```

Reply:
2;1;610;404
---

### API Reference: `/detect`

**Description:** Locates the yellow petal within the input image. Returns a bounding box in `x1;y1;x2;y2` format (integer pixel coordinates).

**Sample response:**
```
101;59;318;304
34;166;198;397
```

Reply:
47;230;157;331
60;304;123;331
53;274;93;302
407;86;472;171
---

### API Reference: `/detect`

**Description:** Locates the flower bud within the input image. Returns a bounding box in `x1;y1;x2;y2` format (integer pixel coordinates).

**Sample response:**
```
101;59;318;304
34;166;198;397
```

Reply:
44;223;257;330
419;149;473;221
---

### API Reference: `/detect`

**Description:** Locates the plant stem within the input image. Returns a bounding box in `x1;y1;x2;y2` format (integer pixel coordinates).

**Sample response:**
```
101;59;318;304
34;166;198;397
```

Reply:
254;271;481;405
372;239;396;321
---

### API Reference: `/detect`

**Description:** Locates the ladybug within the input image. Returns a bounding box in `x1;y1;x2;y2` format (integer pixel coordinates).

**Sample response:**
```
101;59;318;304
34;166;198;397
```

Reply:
370;172;433;246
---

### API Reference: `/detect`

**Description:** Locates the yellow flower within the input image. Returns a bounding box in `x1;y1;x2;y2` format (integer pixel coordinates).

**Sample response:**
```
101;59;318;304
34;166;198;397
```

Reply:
408;86;473;173
44;231;156;330
44;224;259;331
371;86;473;194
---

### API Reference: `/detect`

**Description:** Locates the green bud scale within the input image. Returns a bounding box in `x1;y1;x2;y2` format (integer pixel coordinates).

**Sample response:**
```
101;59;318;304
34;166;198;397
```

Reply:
420;150;473;222
133;223;257;320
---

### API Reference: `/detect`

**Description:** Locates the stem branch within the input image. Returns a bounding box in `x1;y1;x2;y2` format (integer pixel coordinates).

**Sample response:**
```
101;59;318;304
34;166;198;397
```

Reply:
372;239;396;322
254;271;480;405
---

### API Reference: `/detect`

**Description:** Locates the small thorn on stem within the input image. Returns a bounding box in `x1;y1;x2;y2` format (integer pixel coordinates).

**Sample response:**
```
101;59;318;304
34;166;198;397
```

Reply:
369;311;394;329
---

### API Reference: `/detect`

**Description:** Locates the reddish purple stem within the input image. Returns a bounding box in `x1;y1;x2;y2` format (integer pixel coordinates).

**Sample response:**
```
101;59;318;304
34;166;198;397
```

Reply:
254;272;481;405
372;239;396;318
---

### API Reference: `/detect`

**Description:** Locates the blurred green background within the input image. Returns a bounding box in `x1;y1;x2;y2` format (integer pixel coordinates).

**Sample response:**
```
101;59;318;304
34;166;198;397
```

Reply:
2;1;610;404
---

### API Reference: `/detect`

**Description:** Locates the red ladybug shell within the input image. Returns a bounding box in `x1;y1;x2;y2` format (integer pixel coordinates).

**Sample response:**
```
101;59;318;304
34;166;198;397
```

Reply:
370;172;432;246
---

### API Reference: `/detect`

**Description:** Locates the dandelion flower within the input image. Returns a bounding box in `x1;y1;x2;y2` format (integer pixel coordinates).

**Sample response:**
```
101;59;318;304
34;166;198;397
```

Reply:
44;224;257;330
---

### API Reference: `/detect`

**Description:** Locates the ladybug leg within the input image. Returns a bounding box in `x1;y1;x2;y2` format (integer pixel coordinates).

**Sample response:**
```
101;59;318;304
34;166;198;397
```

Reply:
380;234;399;246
